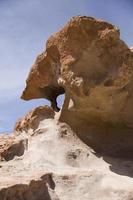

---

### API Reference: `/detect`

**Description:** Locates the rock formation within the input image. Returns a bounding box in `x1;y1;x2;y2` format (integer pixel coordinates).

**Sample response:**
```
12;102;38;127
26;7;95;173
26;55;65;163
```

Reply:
14;105;55;134
1;16;133;199
0;134;27;161
1;109;133;199
22;16;133;157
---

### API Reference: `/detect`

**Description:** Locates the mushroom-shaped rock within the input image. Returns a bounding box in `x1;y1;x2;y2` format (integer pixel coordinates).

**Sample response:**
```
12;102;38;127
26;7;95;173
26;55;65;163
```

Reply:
22;16;133;157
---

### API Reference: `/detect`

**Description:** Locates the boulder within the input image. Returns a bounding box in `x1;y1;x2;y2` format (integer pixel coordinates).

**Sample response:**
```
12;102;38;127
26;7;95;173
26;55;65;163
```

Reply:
22;16;133;157
14;105;55;134
0;134;27;161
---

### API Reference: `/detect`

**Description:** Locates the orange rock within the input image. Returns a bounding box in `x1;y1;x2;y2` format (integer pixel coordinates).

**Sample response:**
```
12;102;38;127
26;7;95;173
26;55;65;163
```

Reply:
21;16;133;156
14;106;55;134
22;16;133;126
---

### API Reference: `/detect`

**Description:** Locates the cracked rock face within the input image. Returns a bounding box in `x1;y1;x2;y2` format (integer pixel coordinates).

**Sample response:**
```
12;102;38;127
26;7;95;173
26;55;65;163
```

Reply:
21;16;133;157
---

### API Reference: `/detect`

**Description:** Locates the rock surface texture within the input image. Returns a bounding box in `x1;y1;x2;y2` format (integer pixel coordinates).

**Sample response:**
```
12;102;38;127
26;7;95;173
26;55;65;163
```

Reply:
1;16;133;199
0;134;27;161
14;105;55;134
1;114;133;199
22;16;133;157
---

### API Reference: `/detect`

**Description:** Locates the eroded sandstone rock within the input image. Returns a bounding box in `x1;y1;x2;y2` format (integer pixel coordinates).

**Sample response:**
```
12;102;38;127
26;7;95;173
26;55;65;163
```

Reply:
14;105;55;134
0;173;57;200
2;15;133;200
1;118;133;199
21;16;133;156
0;134;27;161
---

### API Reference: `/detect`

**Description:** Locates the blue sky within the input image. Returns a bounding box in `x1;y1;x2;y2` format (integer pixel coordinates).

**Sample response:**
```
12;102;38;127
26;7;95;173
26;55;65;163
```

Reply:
0;0;133;133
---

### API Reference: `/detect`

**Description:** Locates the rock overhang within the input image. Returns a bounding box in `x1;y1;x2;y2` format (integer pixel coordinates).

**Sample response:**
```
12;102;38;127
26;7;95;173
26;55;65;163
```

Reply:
21;15;133;157
21;16;121;106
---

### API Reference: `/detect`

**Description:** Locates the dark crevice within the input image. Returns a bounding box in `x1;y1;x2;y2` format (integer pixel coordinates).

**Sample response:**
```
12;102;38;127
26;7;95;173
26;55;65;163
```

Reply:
39;85;65;112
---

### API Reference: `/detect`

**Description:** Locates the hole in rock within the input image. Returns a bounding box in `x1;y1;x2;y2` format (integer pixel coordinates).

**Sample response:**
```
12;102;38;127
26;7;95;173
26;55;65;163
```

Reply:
39;86;65;112
57;94;65;110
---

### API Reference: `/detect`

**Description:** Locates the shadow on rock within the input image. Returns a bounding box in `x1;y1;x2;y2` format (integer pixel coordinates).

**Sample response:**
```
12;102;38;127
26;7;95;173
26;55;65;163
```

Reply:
60;110;133;177
0;173;59;200
102;155;133;177
60;111;133;158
